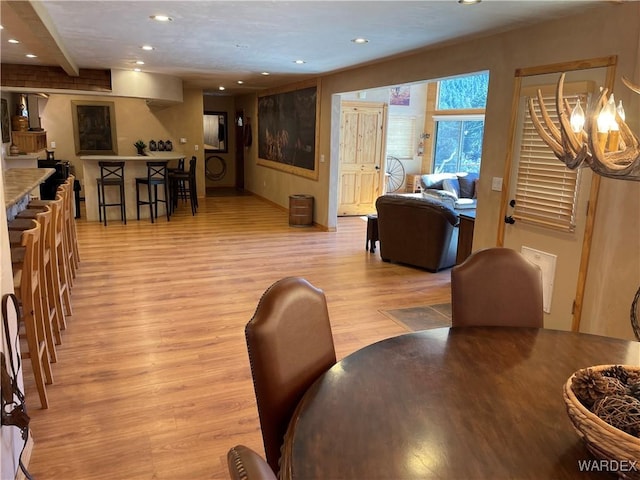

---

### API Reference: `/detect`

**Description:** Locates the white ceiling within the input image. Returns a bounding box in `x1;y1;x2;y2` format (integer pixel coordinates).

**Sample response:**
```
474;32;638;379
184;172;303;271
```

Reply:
0;1;609;96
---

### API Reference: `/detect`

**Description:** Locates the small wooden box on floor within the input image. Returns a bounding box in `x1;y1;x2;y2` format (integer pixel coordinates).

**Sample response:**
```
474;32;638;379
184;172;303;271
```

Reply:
289;195;313;227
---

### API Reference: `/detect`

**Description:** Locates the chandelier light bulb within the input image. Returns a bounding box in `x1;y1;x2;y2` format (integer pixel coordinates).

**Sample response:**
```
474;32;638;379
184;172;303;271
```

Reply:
570;99;585;133
606;94;618;131
616;100;626;122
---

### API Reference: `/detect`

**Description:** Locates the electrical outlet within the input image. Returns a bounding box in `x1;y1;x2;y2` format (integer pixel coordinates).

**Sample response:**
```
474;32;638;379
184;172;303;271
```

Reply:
320;154;325;163
194;144;199;151
50;141;56;148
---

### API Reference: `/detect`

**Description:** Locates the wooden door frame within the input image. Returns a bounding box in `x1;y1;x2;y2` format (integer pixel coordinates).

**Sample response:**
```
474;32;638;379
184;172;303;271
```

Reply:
496;56;618;332
235;109;245;190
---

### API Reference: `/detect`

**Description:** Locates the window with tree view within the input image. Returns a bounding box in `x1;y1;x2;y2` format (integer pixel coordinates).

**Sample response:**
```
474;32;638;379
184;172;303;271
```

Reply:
432;72;489;174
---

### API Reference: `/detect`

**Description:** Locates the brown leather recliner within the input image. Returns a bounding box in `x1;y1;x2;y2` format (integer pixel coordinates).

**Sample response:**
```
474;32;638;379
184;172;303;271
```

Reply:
227;445;277;480
375;194;459;272
245;277;336;475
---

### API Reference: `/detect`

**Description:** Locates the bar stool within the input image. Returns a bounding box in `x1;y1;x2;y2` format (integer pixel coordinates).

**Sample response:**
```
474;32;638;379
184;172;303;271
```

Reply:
169;156;198;216
64;175;80;278
167;157;187;205
10;221;53;409
96;161;126;226
10;206;60;363
12;194;69;334
28;178;79;286
24;187;73;320
136;161;170;223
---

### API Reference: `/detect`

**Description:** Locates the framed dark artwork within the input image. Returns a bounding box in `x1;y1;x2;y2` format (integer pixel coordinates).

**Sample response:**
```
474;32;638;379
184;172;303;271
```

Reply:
71;100;118;155
1;99;10;143
203;111;228;153
257;80;319;180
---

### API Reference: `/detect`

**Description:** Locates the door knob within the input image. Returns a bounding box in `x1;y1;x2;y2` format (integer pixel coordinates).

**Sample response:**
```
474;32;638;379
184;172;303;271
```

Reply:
375;165;380;170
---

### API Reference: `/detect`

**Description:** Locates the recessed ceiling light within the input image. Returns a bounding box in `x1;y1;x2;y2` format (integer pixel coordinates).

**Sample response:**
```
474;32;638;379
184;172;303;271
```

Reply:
219;86;225;91
237;80;244;85
26;54;37;58
135;60;145;65
8;39;20;44
134;68;141;72
294;59;305;64
150;15;172;22
261;72;270;76
141;45;154;51
458;0;481;4
352;38;369;44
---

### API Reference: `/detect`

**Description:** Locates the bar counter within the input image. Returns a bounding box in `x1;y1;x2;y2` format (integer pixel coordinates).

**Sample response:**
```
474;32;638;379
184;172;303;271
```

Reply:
80;153;186;222
4;168;55;220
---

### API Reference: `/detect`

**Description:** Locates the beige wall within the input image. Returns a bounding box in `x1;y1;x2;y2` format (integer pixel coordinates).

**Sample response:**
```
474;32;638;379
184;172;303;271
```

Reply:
241;2;640;339
37;88;208;198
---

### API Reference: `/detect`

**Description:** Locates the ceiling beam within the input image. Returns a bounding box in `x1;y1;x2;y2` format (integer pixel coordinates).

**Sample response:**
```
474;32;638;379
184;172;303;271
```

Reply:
3;0;79;76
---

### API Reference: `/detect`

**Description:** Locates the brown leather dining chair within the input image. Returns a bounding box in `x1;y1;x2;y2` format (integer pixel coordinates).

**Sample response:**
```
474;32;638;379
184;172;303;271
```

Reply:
227;445;277;480
245;277;336;474
451;247;544;328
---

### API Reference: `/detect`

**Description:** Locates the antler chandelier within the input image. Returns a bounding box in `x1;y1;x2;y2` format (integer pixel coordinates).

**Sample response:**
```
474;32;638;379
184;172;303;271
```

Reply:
528;74;640;181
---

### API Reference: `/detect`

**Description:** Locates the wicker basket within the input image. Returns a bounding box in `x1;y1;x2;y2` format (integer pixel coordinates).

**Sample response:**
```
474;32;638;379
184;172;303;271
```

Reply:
564;365;640;479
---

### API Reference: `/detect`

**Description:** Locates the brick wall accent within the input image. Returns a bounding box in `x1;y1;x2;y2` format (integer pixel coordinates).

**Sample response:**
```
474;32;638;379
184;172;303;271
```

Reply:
1;64;112;92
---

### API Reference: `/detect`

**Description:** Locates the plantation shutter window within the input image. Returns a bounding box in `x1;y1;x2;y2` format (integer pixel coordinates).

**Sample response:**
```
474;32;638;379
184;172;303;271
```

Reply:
386;115;416;159
513;89;588;232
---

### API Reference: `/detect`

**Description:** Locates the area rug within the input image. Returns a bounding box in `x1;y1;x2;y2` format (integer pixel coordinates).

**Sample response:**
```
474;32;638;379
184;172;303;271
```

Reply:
380;303;452;332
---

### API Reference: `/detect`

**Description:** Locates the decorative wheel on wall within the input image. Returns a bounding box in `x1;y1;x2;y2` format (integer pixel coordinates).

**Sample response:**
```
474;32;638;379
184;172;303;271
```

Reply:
385;155;405;193
205;154;227;181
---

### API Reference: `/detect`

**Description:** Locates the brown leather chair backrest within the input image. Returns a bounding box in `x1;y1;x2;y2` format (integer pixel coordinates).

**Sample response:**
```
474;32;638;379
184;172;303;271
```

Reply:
245;277;336;474
451;247;544;328
227;445;277;480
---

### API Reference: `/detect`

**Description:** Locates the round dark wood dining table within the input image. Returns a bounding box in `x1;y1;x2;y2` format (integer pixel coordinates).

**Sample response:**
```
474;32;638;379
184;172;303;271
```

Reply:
280;327;640;479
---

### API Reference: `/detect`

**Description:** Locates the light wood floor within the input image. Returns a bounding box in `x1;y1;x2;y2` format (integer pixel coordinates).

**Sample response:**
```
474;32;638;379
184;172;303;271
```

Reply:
23;194;451;479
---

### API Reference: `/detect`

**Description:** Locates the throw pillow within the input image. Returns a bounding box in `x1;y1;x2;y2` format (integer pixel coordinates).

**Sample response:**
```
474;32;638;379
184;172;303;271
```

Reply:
457;173;479;199
420;173;457;191
442;178;460;199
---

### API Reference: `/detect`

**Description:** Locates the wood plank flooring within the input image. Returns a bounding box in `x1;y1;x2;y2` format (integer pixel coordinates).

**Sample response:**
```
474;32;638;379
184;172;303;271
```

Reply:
22;194;451;479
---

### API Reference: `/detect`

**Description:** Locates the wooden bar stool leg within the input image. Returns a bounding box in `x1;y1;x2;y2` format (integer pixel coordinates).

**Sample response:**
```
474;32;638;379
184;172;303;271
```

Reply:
19;190;71;325
67;175;81;266
12;222;53;409
57;235;73;317
21;292;51;408
12;207;59;361
52;193;73;317
149;183;155;222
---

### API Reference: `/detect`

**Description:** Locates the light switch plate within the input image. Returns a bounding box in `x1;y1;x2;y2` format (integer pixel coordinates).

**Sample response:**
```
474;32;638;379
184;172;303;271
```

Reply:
491;177;503;191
